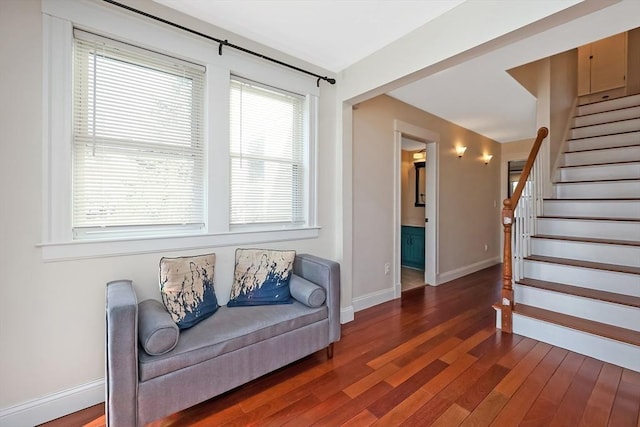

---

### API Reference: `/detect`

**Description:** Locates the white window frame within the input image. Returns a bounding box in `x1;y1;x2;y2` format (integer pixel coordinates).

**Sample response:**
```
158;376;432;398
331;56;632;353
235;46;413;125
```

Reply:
40;0;319;261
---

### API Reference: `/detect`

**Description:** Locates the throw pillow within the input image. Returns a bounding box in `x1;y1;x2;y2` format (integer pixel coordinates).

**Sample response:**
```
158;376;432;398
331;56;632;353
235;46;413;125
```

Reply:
227;249;296;307
159;253;219;329
138;299;180;355
289;275;326;308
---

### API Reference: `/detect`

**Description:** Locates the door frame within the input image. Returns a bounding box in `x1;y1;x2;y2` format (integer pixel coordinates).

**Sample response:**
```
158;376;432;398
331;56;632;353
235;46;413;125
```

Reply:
393;120;439;298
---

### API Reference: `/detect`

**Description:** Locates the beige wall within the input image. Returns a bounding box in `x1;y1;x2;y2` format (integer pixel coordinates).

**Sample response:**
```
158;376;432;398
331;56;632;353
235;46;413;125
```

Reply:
0;0;338;416
401;150;426;227
352;95;501;299
550;50;578;169
627;27;640;96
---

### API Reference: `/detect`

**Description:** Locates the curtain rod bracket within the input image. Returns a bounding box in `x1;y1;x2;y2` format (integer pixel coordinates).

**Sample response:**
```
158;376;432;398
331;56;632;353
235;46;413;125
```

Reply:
218;40;227;56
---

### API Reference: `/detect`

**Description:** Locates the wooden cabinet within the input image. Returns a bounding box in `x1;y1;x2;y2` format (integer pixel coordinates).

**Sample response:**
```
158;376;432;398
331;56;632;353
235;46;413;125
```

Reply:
401;225;425;270
578;33;627;96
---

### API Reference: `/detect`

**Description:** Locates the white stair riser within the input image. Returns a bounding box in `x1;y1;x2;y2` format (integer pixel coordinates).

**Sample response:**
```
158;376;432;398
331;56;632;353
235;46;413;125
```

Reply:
577;94;640;116
514;285;640;331
559;163;640;182
531;239;640;268
537;218;640;241
554;180;640;198
571;118;640;139
512;314;640;372
523;260;640;296
543;200;640;219
567;131;640;152
563;146;640;166
574;105;640;128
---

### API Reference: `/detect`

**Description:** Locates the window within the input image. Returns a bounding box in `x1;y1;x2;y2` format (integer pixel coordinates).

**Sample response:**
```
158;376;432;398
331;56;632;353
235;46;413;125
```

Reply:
229;78;306;227
42;1;320;260
72;30;205;239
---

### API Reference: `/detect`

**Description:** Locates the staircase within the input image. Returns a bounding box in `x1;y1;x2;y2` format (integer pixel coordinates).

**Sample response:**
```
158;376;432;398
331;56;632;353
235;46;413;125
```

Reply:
511;94;640;371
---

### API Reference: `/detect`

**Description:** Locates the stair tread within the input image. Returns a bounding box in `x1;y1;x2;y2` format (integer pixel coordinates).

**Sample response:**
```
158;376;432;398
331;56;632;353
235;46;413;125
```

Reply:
576;104;640;119
567;129;640;142
517;278;640;308
526;255;640;275
565;143;640;154
544;198;640;201
532;234;640;247
572;117;640;130
559;160;640;169
514;304;640;346
578;93;640;108
539;215;640;222
554;177;640;184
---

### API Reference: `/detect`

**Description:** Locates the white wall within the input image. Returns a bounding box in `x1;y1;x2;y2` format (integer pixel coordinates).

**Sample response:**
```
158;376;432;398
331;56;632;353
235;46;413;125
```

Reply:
0;0;338;424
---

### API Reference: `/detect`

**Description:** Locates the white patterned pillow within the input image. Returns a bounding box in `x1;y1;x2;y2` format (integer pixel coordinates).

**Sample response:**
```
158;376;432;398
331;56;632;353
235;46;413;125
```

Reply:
159;254;218;329
227;249;296;307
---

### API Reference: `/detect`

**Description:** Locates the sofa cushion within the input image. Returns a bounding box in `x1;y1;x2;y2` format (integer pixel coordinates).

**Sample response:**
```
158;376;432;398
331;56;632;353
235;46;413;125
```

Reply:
227;249;295;307
289;275;326;308
159;253;219;329
138;300;327;381
138;299;180;356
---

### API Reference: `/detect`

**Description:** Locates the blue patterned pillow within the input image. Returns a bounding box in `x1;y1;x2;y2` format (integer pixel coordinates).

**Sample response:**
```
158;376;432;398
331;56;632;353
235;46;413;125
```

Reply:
227;249;296;307
159;254;219;329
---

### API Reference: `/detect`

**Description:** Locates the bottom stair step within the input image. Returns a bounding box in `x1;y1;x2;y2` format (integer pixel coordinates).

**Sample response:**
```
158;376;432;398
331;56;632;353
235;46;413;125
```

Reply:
515;304;640;347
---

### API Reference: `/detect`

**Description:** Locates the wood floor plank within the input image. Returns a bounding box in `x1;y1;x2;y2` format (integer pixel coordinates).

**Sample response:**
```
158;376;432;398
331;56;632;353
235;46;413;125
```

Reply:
497;337;538;369
491;346;568;427
440;326;497;364
343;363;401;399
578;363;622;427
310;382;392;427
430;403;470;427
459;390;510;427
549;357;604;427
340;410;378;427
494;341;553;398
608;369;640;427
280;392;351;427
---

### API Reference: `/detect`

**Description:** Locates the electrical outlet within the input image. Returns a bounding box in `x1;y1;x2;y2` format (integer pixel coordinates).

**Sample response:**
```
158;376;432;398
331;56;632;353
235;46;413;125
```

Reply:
384;262;390;275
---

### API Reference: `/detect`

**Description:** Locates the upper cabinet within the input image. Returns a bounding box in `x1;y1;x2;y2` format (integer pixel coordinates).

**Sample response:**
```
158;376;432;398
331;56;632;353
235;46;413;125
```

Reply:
578;33;627;96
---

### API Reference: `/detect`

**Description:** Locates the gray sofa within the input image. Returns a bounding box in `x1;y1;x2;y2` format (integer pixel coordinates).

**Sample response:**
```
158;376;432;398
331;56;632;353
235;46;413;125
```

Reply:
105;254;340;426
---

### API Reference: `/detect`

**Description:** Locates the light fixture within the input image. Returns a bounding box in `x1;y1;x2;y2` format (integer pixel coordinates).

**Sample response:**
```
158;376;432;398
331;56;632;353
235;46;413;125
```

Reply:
456;146;467;158
483;154;493;165
413;151;426;162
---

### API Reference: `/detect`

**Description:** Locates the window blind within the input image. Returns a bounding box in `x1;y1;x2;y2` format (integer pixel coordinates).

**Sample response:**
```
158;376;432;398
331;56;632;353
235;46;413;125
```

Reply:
229;78;306;226
72;30;205;238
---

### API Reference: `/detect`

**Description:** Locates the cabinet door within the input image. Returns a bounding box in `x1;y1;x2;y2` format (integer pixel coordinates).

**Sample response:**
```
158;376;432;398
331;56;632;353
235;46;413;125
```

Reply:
578;33;627;96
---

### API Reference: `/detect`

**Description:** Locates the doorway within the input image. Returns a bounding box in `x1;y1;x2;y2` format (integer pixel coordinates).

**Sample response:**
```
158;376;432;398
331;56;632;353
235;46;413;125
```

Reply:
393;120;439;298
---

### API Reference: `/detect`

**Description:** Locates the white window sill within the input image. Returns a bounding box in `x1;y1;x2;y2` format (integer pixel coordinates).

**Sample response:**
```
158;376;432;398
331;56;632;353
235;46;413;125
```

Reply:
38;227;321;262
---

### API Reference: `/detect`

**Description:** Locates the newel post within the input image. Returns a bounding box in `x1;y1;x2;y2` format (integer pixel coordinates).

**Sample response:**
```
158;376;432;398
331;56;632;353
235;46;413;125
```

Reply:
501;199;514;333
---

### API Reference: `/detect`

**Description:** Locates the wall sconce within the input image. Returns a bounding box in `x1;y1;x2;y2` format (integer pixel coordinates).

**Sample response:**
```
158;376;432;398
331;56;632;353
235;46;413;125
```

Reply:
483;154;493;165
456;146;467;158
413;151;426;162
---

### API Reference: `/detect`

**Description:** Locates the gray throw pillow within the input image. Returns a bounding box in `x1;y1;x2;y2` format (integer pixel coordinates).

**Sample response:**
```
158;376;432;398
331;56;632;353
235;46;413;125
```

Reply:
138;299;179;356
289;275;326;308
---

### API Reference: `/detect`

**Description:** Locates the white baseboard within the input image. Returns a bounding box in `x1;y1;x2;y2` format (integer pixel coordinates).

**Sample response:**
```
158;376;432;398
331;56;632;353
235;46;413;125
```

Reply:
0;379;104;427
352;287;396;313
436;256;500;285
340;305;354;324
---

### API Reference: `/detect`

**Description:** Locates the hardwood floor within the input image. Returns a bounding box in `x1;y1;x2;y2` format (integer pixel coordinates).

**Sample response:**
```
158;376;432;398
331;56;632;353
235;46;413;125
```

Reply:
42;264;640;427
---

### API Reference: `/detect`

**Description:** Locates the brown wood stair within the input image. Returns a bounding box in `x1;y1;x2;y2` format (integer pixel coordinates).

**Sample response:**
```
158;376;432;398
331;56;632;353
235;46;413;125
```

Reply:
532;234;640;247
514;304;640;347
525;254;640;276
516;278;640;309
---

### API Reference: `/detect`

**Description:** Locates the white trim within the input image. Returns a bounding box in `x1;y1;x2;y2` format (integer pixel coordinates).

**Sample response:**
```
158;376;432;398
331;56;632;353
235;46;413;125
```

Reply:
436;256;501;285
352;287;396;312
0;379;104;427
340;306;355;324
39;227;320;262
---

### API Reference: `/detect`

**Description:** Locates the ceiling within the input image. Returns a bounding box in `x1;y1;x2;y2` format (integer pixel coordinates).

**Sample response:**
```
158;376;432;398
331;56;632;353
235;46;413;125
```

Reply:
152;0;639;143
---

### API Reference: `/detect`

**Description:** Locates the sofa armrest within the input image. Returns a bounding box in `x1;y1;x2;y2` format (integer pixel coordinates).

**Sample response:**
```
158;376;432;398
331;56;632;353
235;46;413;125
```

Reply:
106;280;139;427
293;254;341;343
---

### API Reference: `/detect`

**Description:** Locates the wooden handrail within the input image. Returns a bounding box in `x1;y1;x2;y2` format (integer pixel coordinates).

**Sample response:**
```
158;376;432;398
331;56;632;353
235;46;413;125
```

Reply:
500;126;548;333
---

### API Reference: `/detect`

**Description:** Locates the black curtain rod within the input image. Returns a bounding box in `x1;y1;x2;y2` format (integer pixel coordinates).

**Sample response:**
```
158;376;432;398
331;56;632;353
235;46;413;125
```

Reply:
102;0;336;87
